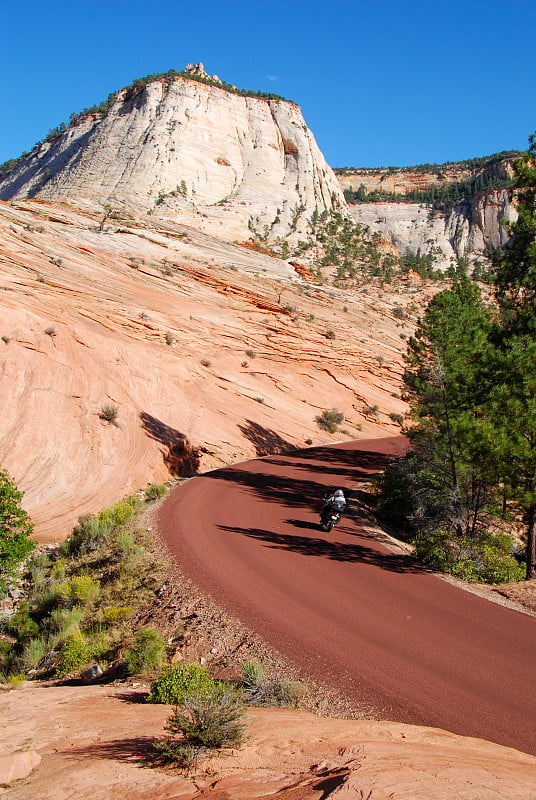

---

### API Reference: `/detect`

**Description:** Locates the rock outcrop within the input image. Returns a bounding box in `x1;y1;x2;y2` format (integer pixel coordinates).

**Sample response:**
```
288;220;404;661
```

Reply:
339;157;518;269
0;73;346;243
4;684;536;800
348;189;517;269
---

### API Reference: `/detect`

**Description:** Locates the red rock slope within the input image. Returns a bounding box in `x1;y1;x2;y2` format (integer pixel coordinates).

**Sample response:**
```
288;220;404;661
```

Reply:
0;199;416;541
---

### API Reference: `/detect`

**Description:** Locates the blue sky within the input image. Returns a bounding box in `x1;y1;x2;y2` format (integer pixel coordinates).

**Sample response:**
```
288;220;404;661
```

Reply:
1;0;534;168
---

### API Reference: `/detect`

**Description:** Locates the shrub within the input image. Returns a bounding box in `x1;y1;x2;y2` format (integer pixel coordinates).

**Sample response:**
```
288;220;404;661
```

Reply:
44;326;57;337
200;359;211;367
164;331;174;346
1;335;10;344
145;484;166;501
54;575;100;604
154;738;204;769
0;639;15;675
70;575;101;603
147;663;215;705
305;438;313;445
389;412;404;425
57;632;92;676
324;329;336;339
114;529;135;553
7;603;39;642
21;636;48;670
48;606;85;642
0;467;35;596
164;684;246;749
62;514;111;556
100;403;119;424
125;627;165;675
240;661;302;708
102;606;133;623
315;409;344;433
413;532;524;583
245;349;256;359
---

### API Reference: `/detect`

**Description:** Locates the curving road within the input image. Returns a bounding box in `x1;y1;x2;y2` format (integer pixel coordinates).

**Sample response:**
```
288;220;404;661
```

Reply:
157;438;536;755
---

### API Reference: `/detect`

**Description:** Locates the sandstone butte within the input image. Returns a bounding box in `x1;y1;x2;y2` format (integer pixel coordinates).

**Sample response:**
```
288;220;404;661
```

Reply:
1;70;535;799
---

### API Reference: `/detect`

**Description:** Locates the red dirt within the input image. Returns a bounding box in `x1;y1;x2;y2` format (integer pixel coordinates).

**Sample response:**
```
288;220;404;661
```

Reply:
157;438;536;757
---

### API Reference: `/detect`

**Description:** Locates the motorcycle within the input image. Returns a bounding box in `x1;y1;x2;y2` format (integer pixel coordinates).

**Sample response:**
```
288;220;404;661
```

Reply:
320;506;342;532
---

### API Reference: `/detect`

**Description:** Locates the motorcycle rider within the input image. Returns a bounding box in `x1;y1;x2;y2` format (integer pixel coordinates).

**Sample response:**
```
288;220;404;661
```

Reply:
322;488;346;518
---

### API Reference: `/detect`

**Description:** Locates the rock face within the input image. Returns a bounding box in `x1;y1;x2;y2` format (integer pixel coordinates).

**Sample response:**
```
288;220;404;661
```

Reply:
3;684;536;800
348;189;517;269
337;157;513;196
0;75;346;242
0;199;415;541
339;158;517;269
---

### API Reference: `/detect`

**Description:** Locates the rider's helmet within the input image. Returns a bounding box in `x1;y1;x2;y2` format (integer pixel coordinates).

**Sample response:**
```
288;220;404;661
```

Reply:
334;489;344;497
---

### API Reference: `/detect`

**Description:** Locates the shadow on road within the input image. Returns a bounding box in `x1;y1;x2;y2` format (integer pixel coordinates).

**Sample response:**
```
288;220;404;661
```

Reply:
206;445;394;512
285;518;320;531
218;524;422;573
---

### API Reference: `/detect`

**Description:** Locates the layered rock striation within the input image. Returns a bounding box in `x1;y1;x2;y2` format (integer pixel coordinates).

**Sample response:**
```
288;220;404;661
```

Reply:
0;74;346;242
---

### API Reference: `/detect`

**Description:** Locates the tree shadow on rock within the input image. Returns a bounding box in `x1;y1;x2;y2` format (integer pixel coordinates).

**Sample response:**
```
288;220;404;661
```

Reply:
66;736;158;769
238;419;294;457
140;411;200;476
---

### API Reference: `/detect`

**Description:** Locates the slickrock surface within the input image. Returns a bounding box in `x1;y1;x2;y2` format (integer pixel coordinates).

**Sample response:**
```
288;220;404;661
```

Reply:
2;683;535;799
0;75;345;243
0;199;417;541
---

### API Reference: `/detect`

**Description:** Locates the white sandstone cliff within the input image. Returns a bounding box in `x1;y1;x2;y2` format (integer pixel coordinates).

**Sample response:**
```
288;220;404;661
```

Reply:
348;189;516;269
0;75;346;242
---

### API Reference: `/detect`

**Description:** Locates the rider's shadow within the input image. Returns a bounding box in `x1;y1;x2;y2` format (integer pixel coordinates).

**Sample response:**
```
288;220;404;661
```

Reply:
285;518;320;531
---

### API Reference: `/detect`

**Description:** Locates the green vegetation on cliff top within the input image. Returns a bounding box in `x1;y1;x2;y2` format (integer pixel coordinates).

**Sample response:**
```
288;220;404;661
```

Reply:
0;69;291;179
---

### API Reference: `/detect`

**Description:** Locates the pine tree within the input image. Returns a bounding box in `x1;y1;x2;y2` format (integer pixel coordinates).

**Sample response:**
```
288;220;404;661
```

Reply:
403;278;494;537
491;134;536;577
0;468;34;595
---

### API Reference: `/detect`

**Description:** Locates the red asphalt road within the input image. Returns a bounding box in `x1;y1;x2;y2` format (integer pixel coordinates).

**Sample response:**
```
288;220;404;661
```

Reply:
157;438;536;756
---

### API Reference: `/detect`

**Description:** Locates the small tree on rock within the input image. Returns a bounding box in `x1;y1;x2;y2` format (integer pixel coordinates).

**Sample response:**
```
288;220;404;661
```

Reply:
0;468;34;596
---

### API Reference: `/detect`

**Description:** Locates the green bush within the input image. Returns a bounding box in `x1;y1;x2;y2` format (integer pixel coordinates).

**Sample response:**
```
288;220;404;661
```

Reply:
7;602;39;641
153;739;203;769
147;663;215;705
240;661;302;708
63;497;142;556
164;684;246;749
0;639;15;675
144;484;166;501
54;575;100;604
48;606;85;643
413;532;524;584
57;632;92;676
315;409;344;433
125;627;165;675
62;515;111;556
0;467;35;596
114;530;135;552
21;636;48;670
102;606;133;623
